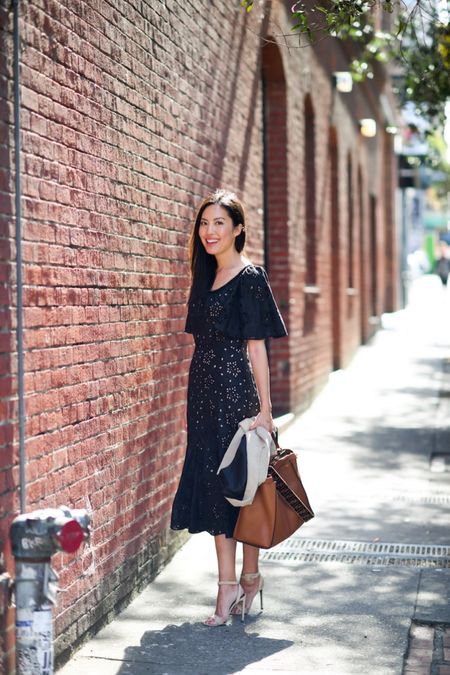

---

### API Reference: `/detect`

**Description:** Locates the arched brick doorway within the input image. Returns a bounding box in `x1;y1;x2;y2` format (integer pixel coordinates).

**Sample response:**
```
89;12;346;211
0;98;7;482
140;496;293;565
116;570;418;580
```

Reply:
261;42;290;414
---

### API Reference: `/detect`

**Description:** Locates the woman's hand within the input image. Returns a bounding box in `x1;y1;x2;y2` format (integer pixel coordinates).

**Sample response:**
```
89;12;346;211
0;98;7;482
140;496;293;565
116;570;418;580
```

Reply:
249;410;274;433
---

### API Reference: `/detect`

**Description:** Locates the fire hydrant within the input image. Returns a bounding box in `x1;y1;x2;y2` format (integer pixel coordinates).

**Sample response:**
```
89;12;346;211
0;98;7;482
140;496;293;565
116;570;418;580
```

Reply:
10;506;90;675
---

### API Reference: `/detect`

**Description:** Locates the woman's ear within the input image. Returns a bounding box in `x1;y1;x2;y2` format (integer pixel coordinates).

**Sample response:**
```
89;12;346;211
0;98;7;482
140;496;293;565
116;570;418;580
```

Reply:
234;223;244;237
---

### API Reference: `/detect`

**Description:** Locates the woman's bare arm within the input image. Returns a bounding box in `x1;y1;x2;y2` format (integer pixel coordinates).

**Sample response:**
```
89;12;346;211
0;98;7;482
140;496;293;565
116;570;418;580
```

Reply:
247;339;273;432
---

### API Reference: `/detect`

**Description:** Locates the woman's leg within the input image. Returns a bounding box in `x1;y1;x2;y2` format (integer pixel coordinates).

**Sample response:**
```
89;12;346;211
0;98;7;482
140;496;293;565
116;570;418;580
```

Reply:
241;543;259;575
206;534;239;621
231;543;263;614
215;533;237;580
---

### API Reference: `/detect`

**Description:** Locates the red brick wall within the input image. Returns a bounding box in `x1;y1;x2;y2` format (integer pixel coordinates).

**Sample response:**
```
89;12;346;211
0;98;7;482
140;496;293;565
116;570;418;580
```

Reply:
0;0;399;667
0;0;267;666
272;3;362;407
266;2;399;405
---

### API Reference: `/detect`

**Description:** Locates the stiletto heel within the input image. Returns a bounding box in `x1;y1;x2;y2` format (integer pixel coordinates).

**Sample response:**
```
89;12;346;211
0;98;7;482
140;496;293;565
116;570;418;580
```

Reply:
240;572;264;614
203;581;246;627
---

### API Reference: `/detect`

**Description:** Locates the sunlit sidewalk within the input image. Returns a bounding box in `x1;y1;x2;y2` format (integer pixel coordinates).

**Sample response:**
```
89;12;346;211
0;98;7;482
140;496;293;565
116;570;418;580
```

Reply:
58;274;450;675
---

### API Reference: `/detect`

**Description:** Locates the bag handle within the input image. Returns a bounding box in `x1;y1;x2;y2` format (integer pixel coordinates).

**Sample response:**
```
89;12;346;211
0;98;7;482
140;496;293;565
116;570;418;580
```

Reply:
269;432;314;521
268;440;314;523
218;418;275;471
268;463;314;521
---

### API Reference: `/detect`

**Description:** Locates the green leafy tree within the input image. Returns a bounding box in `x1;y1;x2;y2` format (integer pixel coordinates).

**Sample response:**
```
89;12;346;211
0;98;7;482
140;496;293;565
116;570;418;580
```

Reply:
399;18;450;125
242;0;450;127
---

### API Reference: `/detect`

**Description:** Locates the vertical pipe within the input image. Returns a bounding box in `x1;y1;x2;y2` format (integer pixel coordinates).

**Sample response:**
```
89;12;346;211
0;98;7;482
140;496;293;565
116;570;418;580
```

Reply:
13;0;26;513
261;73;269;273
400;188;409;308
261;71;271;365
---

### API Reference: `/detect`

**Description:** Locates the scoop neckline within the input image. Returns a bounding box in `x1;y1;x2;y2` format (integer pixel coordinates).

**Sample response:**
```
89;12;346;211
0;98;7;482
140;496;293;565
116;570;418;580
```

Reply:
208;264;253;293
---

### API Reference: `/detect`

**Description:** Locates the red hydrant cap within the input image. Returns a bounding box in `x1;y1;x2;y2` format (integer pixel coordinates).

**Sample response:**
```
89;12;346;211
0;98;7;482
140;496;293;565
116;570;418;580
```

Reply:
56;519;84;553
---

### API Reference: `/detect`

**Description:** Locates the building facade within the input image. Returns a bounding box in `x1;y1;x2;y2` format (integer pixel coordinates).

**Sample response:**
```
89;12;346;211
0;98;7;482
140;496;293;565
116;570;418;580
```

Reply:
0;0;399;669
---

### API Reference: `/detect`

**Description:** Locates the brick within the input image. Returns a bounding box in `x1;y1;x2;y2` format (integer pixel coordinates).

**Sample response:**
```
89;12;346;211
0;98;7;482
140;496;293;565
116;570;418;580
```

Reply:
0;0;399;668
410;638;435;650
406;653;433;667
407;646;433;657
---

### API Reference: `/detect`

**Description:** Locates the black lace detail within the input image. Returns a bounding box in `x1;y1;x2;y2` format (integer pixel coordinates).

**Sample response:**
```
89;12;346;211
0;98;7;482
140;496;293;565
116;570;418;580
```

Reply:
185;265;287;340
171;265;287;537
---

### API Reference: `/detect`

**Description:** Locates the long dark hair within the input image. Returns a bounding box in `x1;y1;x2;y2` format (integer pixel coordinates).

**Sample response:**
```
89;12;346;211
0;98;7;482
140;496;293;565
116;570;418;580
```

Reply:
188;190;246;302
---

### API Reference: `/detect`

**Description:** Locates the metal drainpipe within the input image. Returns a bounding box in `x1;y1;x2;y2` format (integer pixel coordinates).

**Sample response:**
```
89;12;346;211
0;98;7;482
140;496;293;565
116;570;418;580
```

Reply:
261;74;269;274
261;73;272;364
13;0;26;513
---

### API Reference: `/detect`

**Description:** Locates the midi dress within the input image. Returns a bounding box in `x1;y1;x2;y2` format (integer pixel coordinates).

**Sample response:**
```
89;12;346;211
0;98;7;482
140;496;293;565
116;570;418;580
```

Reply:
170;264;287;538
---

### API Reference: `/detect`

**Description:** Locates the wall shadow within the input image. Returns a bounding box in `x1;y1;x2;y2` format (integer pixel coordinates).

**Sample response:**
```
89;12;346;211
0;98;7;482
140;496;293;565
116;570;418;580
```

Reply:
116;621;293;674
237;11;271;192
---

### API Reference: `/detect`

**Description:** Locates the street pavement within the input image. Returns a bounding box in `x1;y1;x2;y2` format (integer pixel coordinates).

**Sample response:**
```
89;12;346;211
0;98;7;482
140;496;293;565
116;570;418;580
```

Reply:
58;275;450;675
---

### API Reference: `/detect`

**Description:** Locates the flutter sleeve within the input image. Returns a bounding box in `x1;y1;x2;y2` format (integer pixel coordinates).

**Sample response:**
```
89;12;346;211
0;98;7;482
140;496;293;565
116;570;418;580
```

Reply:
236;265;287;340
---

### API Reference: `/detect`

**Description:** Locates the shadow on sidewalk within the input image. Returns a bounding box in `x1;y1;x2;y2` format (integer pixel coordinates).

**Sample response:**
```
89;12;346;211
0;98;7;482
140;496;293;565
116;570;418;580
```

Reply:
115;621;293;674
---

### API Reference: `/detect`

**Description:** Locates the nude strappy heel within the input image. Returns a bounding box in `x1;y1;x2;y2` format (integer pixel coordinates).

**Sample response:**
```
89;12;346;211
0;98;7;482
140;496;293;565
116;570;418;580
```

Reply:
240;572;264;613
203;581;246;626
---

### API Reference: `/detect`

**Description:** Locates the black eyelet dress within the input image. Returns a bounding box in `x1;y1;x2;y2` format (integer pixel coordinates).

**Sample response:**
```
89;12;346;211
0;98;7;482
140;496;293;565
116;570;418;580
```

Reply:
170;264;287;538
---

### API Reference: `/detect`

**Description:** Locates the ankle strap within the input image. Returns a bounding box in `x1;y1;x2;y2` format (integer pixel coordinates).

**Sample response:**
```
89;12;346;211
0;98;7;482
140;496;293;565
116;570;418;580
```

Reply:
218;580;237;586
241;572;260;580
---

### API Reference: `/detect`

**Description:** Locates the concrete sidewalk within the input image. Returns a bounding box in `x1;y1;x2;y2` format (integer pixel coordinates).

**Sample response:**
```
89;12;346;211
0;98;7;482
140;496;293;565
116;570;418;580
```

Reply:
58;276;450;675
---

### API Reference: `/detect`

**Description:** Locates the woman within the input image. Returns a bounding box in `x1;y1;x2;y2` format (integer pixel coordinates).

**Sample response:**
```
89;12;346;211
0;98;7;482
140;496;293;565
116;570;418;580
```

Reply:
170;189;287;626
435;243;450;286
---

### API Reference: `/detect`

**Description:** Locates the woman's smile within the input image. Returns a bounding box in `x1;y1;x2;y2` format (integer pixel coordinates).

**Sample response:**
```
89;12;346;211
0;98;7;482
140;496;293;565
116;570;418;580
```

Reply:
202;237;221;252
